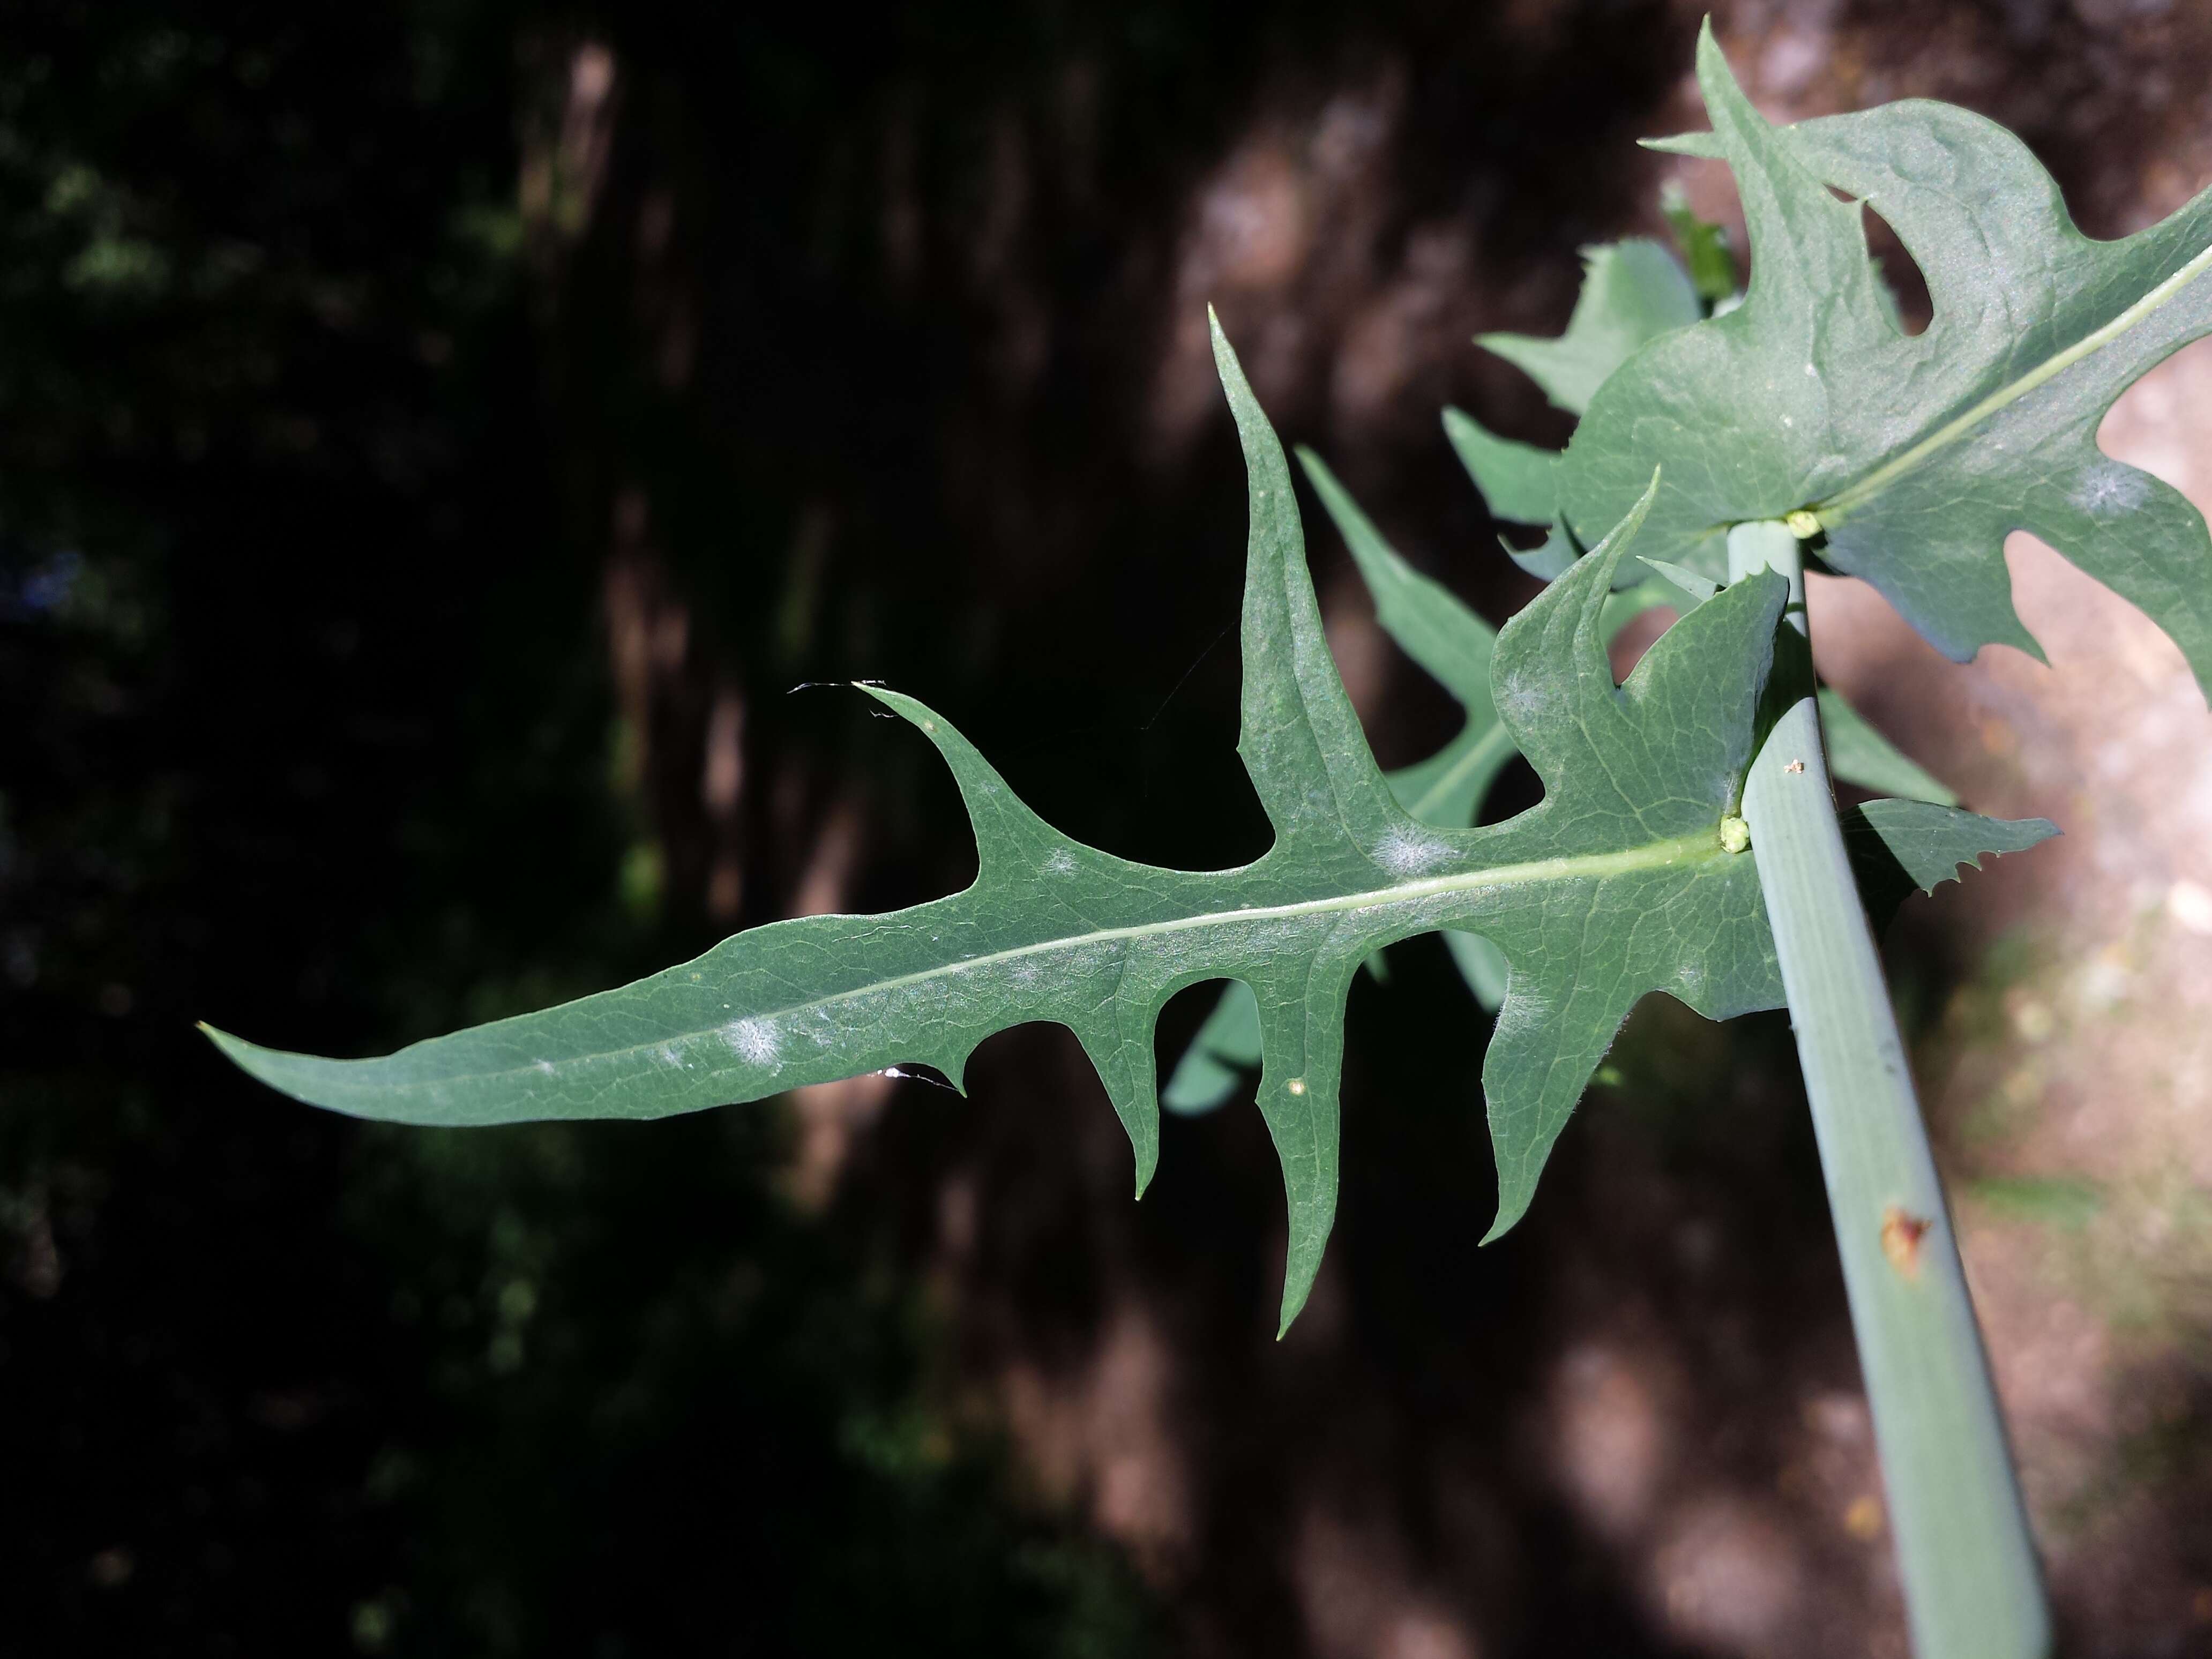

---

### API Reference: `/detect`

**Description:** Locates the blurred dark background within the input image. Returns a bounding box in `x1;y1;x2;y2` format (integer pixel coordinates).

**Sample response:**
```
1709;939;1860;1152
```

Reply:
5;2;2210;1654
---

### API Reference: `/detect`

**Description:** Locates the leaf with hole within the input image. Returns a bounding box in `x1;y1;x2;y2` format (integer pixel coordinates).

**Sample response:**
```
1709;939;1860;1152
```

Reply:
1561;21;2212;697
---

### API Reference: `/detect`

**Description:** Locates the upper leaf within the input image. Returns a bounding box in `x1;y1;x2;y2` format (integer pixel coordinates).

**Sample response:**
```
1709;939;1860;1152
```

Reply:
1444;223;1712;529
1563;21;2212;695
210;318;1805;1328
1477;239;1702;416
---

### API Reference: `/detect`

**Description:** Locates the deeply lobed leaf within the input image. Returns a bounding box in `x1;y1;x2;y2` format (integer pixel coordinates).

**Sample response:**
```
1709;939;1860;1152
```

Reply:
208;313;2050;1330
1478;240;1702;417
1563;23;2212;695
1163;443;1686;1116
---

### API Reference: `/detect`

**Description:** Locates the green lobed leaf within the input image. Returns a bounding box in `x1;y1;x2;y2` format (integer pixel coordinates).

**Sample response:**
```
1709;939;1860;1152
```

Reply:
1443;404;1559;528
1843;797;2057;923
1447;226;1708;526
1560;21;2212;696
1165;449;1699;1118
1477;239;1701;416
1164;449;1521;1115
1297;449;1497;731
1299;446;1530;1027
207;316;2051;1328
210;319;1807;1325
1635;563;1958;806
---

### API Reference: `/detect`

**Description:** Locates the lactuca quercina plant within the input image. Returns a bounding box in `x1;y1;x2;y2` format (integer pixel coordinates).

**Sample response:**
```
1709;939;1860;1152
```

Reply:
209;21;2212;1659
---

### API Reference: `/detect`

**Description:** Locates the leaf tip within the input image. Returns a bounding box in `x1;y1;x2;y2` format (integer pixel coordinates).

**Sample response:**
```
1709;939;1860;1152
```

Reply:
198;1022;301;1104
1131;1140;1159;1201
1691;15;1754;125
199;1020;250;1063
1583;467;1665;585
1206;307;1243;382
1481;1169;1539;1246
856;683;954;743
1272;1206;1329;1338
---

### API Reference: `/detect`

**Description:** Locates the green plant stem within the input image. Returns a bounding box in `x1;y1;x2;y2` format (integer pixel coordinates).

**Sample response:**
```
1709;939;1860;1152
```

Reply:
1729;521;2048;1659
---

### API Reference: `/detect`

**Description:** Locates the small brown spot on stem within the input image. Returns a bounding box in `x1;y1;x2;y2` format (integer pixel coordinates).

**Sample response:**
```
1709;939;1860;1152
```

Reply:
1842;1494;1884;1541
1880;1206;1931;1277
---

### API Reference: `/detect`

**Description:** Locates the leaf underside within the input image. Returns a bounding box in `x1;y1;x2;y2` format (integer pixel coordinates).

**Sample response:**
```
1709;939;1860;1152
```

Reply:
208;316;2051;1334
214;322;1799;1331
1845;798;2057;922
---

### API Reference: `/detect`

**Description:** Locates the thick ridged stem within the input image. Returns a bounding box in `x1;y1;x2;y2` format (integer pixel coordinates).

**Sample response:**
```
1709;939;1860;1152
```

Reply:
1730;521;2047;1659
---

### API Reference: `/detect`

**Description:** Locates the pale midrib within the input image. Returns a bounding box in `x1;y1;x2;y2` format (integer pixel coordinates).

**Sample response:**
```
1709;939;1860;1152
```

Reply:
1817;235;2212;524
292;827;1724;1091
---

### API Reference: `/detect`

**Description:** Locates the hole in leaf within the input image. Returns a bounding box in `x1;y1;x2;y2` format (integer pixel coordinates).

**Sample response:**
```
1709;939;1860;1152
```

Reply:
1157;978;1260;1117
1608;604;1678;682
1478;753;1543;826
1861;204;1931;338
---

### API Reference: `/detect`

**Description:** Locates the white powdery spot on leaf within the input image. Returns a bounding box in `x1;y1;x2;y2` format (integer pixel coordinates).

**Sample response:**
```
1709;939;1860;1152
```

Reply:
1044;849;1078;875
721;1018;781;1066
1374;831;1452;876
2072;462;2149;521
1497;674;1558;728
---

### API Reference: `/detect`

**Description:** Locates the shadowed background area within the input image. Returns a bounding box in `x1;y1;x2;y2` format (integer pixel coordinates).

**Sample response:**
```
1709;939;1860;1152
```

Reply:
4;1;2210;1654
